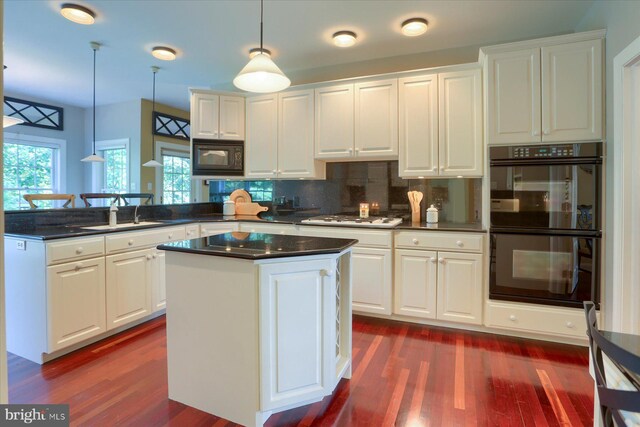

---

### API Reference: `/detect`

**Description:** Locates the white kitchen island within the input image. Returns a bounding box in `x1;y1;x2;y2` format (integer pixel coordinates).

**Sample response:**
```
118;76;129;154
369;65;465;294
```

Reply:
159;232;356;427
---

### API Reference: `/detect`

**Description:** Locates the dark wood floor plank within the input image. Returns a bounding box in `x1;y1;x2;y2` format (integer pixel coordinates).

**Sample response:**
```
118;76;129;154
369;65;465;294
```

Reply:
7;315;594;426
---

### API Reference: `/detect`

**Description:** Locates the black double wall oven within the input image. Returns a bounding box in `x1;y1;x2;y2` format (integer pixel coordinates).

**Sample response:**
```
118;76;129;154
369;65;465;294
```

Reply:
489;142;602;308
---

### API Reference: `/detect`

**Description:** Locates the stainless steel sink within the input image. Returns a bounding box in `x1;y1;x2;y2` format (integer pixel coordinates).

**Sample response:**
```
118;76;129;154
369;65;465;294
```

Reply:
80;221;164;231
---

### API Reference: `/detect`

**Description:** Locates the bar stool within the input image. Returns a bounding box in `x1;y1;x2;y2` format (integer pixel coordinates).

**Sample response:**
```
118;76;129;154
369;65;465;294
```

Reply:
584;301;640;426
79;193;121;207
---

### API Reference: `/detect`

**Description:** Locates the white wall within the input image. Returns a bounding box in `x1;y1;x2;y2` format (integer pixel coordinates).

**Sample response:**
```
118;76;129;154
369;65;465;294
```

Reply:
4;92;86;196
85;99;141;193
575;0;640;327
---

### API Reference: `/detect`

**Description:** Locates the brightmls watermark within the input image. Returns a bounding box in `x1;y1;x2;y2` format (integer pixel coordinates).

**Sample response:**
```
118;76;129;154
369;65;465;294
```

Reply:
0;405;68;426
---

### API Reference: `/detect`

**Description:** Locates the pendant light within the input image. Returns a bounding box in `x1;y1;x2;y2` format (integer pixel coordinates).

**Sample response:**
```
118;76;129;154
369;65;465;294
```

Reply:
233;0;290;93
82;42;105;162
143;66;163;168
3;116;24;128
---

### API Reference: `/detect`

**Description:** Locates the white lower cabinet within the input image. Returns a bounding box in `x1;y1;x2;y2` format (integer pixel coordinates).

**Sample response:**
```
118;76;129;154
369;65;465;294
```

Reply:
106;249;153;330
151;249;166;311
47;257;106;352
200;222;238;237
239;222;297;235
394;231;484;325
351;247;392;315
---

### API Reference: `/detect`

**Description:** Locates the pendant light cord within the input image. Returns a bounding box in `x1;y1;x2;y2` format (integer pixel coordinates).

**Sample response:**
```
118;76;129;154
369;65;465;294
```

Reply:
152;68;157;161
260;0;263;52
92;46;96;155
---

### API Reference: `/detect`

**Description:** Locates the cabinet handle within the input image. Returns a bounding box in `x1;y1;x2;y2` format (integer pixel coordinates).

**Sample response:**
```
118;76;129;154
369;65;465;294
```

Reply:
277;170;282;174
509;315;517;322
321;269;335;277
430;257;437;263
187;231;193;235
128;239;134;246
74;263;83;271
565;321;575;329
348;148;353;153
432;167;437;171
75;247;84;254
272;170;277;174
146;254;152;260
412;238;419;244
168;234;173;239
543;129;550;135
438;257;445;264
532;130;540;137
440;166;444;171
456;240;464;247
152;253;157;259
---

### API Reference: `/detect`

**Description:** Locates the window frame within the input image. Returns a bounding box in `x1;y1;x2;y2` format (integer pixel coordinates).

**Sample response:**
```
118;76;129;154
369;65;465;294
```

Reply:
154;140;196;204
3;132;66;210
91;138;130;194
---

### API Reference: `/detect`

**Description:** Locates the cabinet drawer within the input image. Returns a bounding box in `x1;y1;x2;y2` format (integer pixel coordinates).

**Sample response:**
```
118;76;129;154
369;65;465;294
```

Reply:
239;223;297;235
485;301;589;339
106;226;186;253
298;226;392;248
395;231;483;252
47;236;105;265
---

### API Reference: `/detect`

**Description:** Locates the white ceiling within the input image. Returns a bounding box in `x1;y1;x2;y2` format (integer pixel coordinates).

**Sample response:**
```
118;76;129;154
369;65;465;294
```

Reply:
4;0;595;111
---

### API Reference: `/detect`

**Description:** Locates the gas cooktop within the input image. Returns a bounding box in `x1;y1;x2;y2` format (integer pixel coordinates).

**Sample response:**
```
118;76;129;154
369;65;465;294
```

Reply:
301;215;402;228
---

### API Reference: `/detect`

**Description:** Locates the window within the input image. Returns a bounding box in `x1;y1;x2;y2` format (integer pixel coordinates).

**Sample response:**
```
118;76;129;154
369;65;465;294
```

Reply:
209;181;273;202
155;141;193;204
3;133;65;210
92;139;129;203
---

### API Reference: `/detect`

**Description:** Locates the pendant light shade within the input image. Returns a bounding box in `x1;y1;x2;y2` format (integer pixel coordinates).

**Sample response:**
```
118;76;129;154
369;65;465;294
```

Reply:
233;0;290;93
82;42;105;163
3;116;24;128
143;66;163;168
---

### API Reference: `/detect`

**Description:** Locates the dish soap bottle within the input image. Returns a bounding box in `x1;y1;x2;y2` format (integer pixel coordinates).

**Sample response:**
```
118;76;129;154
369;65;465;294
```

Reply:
426;204;438;224
109;202;118;227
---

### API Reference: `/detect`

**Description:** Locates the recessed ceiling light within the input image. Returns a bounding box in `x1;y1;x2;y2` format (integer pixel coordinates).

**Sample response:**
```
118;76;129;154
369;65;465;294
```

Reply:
60;3;96;25
401;18;428;37
152;46;177;61
249;48;271;58
332;31;357;48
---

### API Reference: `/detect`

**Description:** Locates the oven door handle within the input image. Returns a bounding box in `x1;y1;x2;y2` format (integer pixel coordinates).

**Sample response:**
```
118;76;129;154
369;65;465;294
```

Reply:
490;227;601;238
490;157;602;167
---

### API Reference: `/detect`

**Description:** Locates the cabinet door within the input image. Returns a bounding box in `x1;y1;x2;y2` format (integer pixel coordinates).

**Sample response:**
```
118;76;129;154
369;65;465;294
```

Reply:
541;39;603;142
259;259;334;410
436;251;483;325
219;95;245;140
486;49;541;145
151;250;166;312
191;93;220;139
315;84;354;159
245;94;278;179
398;74;439;177
354;79;398;158
278;89;319;178
394;249;437;319
438;68;483;177
106;249;152;330
47;257;106;352
351;247;392;315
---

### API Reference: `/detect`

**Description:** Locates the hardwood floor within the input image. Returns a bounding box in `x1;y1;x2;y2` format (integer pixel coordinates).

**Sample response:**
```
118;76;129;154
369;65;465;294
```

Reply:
8;315;594;426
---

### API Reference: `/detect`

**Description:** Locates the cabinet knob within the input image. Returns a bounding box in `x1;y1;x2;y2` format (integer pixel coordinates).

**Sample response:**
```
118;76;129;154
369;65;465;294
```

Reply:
438;257;445;264
565;321;575;329
168;234;173;239
75;247;84;254
354;148;360;153
412;238;419;244
272;170;277;174
456;240;464;247
348;148;353;153
74;263;83;271
128;239;134;246
440;166;444;171
430;257;437;263
543;129;550;135
187;231;193;235
432;167;437;171
532;130;540;136
152;253;157;259
321;269;335;277
509;314;517;322
146;254;152;260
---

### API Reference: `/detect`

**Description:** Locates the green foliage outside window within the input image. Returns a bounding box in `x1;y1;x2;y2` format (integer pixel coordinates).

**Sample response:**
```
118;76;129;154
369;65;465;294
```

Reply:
102;148;127;193
163;154;191;204
3;142;56;210
221;181;273;202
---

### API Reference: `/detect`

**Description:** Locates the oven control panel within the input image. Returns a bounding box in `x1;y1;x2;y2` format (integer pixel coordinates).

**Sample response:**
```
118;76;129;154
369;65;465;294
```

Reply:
513;145;574;158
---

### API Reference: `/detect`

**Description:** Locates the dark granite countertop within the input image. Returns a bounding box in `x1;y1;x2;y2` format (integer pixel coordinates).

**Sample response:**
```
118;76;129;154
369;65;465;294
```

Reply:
5;213;485;240
158;232;358;260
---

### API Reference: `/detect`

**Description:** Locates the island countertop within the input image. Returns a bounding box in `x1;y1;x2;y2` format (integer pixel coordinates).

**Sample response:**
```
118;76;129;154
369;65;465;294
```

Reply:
158;232;358;260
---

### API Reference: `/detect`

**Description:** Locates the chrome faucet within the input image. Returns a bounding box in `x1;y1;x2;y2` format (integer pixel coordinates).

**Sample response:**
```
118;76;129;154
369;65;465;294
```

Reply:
134;204;141;224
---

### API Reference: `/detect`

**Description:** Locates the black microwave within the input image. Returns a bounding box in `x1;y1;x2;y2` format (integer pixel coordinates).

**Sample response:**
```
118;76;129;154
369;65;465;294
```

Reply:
192;139;244;176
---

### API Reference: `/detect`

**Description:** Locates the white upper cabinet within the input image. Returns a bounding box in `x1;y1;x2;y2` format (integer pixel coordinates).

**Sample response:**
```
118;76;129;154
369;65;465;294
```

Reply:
484;32;604;145
398;74;439;177
541;39;603;142
245;94;278;179
278;89;320;178
354;79;398;158
245;90;323;179
190;91;245;141
315;84;354;159
191;93;220;139
438;69;483;177
486;48;541;144
219;95;246;140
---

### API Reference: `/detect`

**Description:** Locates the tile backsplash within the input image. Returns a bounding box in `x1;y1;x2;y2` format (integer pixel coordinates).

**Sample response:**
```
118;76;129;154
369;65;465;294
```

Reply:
209;161;482;223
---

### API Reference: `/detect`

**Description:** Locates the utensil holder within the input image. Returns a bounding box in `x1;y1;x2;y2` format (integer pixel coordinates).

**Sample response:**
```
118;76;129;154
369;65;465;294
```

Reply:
411;211;420;224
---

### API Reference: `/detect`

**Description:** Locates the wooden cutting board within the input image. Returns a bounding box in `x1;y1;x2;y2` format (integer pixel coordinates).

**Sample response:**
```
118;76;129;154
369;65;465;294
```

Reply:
235;202;269;215
229;189;252;204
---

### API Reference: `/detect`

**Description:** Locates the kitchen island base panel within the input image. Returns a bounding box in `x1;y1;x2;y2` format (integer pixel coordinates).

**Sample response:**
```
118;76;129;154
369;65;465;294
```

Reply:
165;250;352;427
